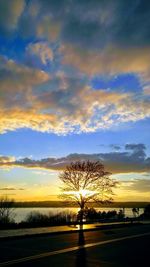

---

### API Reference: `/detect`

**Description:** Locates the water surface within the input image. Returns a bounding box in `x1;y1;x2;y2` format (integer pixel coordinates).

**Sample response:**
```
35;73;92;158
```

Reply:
13;207;144;222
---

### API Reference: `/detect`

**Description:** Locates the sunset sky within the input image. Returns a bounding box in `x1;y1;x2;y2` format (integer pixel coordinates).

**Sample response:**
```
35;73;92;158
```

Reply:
0;0;150;202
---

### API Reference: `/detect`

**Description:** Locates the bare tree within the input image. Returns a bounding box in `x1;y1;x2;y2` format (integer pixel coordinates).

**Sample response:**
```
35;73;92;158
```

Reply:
0;196;15;224
132;207;139;219
59;161;116;224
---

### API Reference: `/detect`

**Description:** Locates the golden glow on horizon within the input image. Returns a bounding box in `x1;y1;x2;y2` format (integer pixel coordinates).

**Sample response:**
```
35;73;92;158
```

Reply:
65;189;97;198
1;169;150;202
2;188;150;202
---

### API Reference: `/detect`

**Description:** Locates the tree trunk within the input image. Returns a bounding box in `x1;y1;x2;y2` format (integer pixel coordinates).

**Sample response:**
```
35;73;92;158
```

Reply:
80;208;84;226
79;199;85;228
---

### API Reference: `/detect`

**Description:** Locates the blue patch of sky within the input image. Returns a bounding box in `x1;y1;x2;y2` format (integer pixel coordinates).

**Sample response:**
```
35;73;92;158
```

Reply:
0;168;30;185
91;73;142;93
0;36;32;62
0;35;61;73
0;167;53;186
0;119;149;159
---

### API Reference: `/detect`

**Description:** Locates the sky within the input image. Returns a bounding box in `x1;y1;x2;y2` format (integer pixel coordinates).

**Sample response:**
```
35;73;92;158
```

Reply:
0;0;150;202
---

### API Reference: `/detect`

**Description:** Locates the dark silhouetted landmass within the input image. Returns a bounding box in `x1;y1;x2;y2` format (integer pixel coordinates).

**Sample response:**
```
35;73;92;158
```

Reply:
13;201;150;208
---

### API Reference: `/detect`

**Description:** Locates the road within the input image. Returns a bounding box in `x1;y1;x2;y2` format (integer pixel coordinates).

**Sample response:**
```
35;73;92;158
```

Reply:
0;224;150;266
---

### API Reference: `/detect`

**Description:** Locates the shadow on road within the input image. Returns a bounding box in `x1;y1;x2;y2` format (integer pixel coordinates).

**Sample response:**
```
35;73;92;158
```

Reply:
76;227;87;267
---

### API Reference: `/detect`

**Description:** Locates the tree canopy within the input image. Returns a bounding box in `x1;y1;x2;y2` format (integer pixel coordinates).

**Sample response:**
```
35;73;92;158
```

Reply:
59;161;116;211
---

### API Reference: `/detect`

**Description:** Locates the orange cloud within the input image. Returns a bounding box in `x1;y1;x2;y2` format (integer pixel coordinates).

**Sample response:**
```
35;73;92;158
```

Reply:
0;54;150;135
0;156;15;163
0;109;58;134
61;45;150;78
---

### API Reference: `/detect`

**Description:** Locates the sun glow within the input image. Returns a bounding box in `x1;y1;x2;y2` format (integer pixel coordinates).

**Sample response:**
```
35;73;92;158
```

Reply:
65;189;96;198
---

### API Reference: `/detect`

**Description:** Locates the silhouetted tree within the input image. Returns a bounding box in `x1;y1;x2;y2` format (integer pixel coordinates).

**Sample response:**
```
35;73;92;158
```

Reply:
143;204;150;219
59;161;116;224
132;207;139;218
118;209;125;220
0;196;15;225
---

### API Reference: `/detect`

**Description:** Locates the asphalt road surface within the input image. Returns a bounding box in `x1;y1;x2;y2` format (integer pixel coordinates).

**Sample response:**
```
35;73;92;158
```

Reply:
0;224;150;267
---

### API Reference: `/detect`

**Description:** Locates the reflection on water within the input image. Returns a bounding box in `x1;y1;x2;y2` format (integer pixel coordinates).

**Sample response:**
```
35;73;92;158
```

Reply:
76;228;87;267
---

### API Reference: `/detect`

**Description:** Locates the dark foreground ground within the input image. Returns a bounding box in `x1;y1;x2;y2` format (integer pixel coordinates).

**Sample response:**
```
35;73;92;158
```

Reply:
0;224;150;267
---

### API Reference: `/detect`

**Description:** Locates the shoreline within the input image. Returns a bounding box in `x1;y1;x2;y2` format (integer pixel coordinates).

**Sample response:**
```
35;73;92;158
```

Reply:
13;201;150;208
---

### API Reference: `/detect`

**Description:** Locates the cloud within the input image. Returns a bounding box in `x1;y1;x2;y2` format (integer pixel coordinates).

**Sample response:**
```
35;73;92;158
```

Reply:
0;56;50;108
0;144;149;174
125;144;146;159
61;45;150;78
110;145;121;151
26;42;53;65
121;179;150;193
0;0;25;32
0;56;62;134
0;156;15;163
37;16;60;41
0;109;58;134
0;1;150;134
0;194;16;196
33;170;58;176
29;0;150;49
0;187;24;191
0;55;150;134
143;85;150;95
125;144;146;151
1;0;150;52
61;0;150;49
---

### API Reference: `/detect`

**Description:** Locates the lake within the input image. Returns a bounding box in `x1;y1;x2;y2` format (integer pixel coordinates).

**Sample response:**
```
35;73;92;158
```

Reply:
13;207;144;223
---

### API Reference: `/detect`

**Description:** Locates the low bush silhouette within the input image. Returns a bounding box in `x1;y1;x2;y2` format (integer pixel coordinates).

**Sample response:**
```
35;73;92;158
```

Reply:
0;196;16;229
19;211;75;227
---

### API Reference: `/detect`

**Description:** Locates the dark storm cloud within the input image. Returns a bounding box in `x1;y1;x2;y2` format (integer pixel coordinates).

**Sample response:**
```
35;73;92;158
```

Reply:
0;144;149;174
80;0;149;48
1;0;149;49
0;0;25;32
31;0;150;49
51;0;150;49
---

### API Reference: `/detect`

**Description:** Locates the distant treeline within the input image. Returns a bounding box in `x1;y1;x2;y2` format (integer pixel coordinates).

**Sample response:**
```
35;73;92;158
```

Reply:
13;201;150;208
